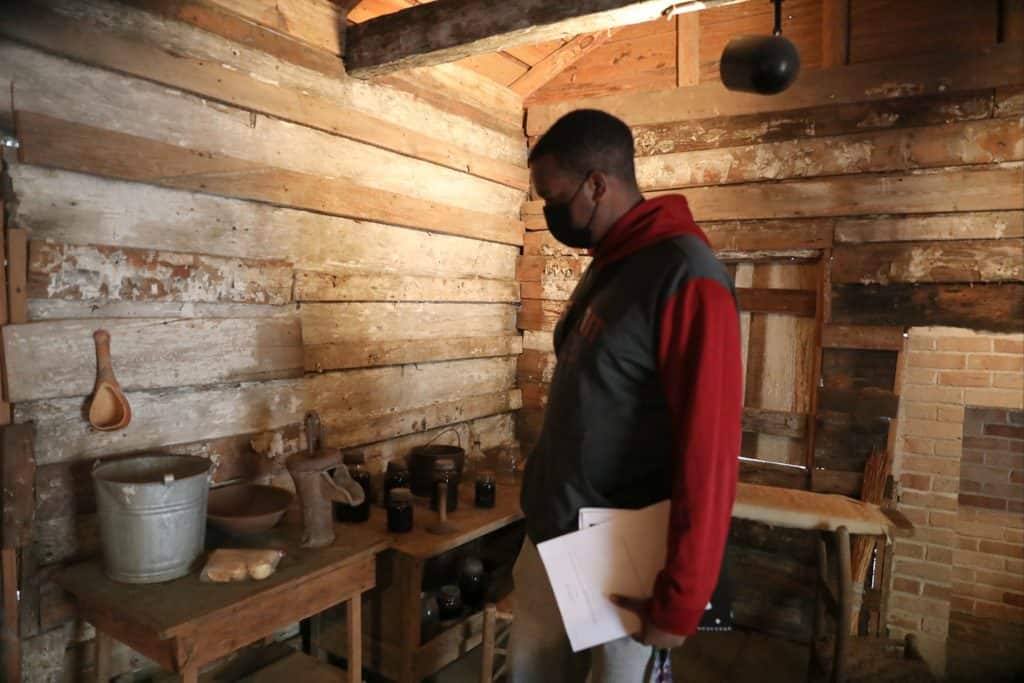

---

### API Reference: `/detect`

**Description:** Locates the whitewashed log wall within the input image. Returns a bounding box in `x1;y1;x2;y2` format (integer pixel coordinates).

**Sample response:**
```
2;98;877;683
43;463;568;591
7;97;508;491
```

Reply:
0;0;527;677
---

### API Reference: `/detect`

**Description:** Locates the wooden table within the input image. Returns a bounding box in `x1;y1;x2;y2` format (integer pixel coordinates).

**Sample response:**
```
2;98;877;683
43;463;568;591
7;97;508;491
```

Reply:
321;480;524;683
56;524;388;683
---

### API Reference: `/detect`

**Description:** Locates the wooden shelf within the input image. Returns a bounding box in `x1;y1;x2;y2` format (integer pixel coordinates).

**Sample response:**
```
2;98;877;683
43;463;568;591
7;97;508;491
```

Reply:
333;480;523;560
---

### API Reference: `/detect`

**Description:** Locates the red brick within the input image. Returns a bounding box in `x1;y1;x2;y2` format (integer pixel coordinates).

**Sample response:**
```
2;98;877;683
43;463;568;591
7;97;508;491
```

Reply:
1010;500;1024;514
962;462;1010;483
963;436;1008;450
895;559;953;583
920;616;949;636
896;540;925;559
937;405;966;422
922;582;951;600
893;576;922;595
950;596;975;614
961;449;986;464
903;455;960;477
1005;528;1024;544
904;367;937;385
979;540;1024;559
968;354;1024;372
981;482;1024;500
976;569;1024;591
973;600;1024;622
959;494;1009;511
909;351;967;369
957;520;1007;540
890;593;949;619
903;490;958;510
993;373;1024;390
938;370;991;387
960;479;982;493
994;339;1024;354
900;473;932;492
986;424;1024;440
931;510;957;528
984;451;1017;468
902;436;934;455
933;439;963;458
900;506;930;526
1004;592;1024;608
931;476;959;494
888;613;922;631
927;546;954;565
965;388;1024;409
914;527;957;547
954;581;1006;603
957;536;980;551
909;336;937;351
1012;470;1024;485
938;338;992;353
1008;558;1024;574
904;419;964;440
953;565;976;582
902;384;964;404
954;549;1006;571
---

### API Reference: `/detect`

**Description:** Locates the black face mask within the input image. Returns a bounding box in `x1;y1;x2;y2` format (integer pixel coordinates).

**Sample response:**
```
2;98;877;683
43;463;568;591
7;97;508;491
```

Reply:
543;173;599;248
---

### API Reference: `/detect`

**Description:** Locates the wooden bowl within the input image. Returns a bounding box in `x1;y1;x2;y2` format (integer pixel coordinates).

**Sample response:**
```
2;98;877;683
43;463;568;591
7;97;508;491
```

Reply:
207;484;293;536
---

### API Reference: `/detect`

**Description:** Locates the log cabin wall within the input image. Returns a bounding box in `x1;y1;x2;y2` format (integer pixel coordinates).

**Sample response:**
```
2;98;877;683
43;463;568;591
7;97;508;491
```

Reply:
0;0;528;677
521;0;1023;664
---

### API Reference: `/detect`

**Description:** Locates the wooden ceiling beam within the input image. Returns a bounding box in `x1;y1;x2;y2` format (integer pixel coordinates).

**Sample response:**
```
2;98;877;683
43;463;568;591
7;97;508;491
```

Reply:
510;31;615;98
344;0;752;79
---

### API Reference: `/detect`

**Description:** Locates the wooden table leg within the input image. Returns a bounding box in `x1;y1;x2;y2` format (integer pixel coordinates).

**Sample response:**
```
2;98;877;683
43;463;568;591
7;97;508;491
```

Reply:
179;664;199;683
94;629;112;683
396;555;423;683
347;597;362;683
309;613;327;663
833;526;852;683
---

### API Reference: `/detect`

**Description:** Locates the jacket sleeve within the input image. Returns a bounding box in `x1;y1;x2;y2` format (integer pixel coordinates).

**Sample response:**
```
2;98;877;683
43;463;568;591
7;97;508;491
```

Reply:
647;277;743;636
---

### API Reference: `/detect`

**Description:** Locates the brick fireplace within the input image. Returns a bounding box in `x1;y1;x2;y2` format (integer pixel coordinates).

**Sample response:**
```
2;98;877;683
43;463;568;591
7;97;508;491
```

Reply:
886;327;1024;678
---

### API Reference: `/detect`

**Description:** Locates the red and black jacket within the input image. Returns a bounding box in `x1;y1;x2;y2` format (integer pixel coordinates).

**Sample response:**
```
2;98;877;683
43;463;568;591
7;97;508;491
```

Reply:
520;195;743;636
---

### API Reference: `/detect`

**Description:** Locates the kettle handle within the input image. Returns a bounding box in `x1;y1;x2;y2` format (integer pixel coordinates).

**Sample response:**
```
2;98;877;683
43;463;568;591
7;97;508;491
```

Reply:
320;470;365;507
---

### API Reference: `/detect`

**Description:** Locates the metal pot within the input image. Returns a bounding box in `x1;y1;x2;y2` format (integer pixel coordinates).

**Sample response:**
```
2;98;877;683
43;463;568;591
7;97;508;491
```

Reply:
409;444;465;497
93;454;211;583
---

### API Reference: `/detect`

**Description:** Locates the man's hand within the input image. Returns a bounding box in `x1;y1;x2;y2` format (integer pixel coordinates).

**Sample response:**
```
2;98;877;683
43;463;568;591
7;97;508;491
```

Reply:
609;595;687;649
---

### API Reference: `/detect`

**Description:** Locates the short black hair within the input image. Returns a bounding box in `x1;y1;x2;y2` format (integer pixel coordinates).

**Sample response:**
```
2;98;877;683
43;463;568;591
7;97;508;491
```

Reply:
529;109;637;184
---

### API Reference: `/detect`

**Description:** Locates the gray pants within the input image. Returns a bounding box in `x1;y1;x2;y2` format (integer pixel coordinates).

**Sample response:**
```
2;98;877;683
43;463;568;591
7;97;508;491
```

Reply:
508;539;661;683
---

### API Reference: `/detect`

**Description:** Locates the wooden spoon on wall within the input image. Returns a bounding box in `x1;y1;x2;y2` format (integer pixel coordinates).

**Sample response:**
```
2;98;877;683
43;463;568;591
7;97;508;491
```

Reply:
88;330;131;431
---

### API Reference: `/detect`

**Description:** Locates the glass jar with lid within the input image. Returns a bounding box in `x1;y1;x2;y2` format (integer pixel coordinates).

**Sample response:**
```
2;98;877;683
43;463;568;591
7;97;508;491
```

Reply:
430;458;459;513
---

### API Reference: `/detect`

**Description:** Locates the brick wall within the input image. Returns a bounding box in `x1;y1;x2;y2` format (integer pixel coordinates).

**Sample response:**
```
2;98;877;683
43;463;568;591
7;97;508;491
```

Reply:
887;327;1024;676
960;408;1024;513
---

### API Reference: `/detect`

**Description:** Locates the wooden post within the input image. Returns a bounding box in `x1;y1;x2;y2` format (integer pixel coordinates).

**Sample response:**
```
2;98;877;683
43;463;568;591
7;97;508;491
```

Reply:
94;629;112;683
675;12;700;88
481;604;497;682
821;0;850;68
999;0;1024;42
346;597;362;683
396;554;423;683
806;253;831;487
834;526;852;683
5;229;27;326
1;548;18;683
0;192;9;426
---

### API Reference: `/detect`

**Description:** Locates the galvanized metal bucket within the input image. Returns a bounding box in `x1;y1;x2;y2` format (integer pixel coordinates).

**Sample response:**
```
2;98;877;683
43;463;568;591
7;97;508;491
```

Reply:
93;454;212;583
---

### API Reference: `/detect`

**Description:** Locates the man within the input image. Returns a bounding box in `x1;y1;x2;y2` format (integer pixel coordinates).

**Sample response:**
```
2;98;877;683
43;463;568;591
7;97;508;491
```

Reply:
511;109;743;682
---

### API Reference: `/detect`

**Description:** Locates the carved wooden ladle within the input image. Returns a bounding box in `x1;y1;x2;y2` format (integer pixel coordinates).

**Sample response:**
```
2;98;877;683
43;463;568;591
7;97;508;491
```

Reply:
88;330;132;431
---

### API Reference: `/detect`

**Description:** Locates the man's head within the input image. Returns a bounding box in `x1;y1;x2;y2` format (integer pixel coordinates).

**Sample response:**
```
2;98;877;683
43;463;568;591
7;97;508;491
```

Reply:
529;109;642;248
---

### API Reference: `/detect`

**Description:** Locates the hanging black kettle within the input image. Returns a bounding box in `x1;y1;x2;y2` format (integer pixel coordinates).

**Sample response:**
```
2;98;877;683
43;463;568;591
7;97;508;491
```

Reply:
719;0;800;95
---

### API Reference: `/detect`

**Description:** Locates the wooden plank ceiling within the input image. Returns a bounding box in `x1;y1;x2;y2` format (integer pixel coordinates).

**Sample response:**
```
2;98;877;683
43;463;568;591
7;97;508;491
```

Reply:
347;0;574;95
348;0;1005;106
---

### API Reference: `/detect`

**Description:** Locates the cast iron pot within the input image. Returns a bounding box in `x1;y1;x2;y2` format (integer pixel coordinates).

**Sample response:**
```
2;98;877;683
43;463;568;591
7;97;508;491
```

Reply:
409;445;465;497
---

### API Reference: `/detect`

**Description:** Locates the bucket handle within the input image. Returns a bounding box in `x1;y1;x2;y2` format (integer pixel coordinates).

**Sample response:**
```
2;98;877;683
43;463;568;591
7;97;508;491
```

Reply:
424;426;462;450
